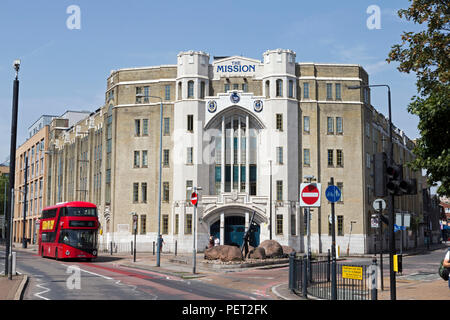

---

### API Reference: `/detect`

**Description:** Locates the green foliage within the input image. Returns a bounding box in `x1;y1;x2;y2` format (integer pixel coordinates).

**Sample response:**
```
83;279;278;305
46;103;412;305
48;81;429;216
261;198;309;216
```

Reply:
387;0;450;196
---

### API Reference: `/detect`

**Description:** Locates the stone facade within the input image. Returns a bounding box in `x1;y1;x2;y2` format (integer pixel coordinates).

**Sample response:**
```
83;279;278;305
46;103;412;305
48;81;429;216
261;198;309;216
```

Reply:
44;49;424;254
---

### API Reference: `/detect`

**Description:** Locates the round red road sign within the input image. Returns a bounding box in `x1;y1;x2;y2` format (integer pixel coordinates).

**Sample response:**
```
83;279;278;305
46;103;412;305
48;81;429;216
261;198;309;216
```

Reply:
301;184;320;205
191;192;198;206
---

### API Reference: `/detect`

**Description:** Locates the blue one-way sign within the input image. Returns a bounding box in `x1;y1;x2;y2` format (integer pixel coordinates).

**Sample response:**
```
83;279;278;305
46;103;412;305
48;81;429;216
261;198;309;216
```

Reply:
325;185;341;203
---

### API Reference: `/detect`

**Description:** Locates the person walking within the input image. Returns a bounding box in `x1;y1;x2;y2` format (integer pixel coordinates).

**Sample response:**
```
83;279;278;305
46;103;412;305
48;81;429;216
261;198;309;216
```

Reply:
158;235;165;253
443;248;450;289
214;236;220;247
208;236;214;249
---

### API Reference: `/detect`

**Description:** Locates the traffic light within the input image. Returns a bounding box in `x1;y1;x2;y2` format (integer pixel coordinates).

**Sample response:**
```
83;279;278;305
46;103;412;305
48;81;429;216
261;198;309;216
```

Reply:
386;164;403;195
374;152;387;197
399;178;417;195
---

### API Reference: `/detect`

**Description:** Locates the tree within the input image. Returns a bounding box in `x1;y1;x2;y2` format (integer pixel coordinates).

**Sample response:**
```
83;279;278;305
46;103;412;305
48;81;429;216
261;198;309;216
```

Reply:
387;0;450;196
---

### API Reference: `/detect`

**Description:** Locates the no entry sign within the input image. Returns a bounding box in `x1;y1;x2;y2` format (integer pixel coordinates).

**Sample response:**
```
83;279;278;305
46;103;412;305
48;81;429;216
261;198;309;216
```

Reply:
300;183;322;207
191;192;198;206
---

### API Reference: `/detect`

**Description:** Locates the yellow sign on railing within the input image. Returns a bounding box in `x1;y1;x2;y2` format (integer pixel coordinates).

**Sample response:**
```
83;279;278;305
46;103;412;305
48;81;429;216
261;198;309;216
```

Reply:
342;266;363;280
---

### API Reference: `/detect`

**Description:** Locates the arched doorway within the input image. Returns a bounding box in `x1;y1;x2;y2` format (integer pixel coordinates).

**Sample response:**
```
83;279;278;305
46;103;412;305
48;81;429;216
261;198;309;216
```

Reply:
210;216;260;247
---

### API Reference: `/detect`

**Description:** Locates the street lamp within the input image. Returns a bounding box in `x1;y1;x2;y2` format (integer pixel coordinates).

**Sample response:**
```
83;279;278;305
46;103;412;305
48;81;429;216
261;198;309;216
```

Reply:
347;83;396;300
136;94;163;267
129;212;137;262
5;59;21;279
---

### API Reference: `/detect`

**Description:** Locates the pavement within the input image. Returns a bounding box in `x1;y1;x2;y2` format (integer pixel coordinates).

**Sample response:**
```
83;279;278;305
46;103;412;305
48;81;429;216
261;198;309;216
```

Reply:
1;242;449;300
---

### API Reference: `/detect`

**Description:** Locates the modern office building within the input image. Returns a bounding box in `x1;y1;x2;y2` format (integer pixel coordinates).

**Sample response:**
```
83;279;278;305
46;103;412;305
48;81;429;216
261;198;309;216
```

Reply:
45;49;426;254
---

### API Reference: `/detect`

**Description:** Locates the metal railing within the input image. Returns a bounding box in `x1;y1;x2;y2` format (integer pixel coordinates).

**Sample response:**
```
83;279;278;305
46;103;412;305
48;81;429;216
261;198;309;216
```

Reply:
289;252;376;300
98;240;179;256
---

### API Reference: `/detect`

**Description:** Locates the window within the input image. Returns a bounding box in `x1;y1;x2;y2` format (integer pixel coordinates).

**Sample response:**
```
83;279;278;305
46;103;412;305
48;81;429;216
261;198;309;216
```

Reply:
276;147;283;165
142;119;148;136
136;86;149;103
134;119;140;136
133;183;139;203
335;83;341;100
134;151;140;168
185;214;192;234
326;83;333;99
142;150;148;167
337;216;344;236
303;116;310;133
187;81;194;98
140;215;146;235
200;81;205;99
288;80;294;98
276;79;283;97
164;118;170;135
265;81;270;98
336;117;343;134
366;152;371;168
242;83;248;92
276;180;283;201
327;117;334;134
233;83;239;90
141;183;147;203
303;149;310;166
328;149;334;166
165;85;171;101
276;214;283;235
187;115;194;132
337;150;343;167
186;180;193;200
187;147;193;165
224;83;230;93
303;83;310;99
291;213;296;236
163;182;169;202
337;182;343;203
276;114;283;131
163;149;170;167
162;215;169;235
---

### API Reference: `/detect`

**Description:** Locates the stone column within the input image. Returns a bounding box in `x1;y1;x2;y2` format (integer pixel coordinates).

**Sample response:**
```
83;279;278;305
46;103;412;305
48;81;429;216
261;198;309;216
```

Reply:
221;116;225;194
245;115;250;194
220;212;225;245
245;212;249;232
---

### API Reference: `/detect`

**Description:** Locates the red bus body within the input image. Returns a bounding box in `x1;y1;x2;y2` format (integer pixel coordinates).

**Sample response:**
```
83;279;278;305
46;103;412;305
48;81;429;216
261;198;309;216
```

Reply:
38;201;99;260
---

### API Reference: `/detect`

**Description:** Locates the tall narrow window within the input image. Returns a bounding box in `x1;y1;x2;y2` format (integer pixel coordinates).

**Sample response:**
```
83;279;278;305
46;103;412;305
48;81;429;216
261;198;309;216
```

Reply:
200;81;205;99
185;214;192;234
288;80;294;98
336;117;343;134
224;83;230;93
162;215;169;235
303;82;310;99
142;150;148;167
140;215;146;235
265;80;270;98
276;79;283;97
337;182;343;202
163;149;170;167
187;147;193;165
175;214;179;234
142;119;148;136
303;116;310;133
242;83;248;92
187;115;194;132
163;182;169;202
165;85;171;100
135;119;140;136
337;149;343;167
276;214;283;235
187;81;194;98
335;83;341;100
327;149;334;166
133;183;139;203
303;149;310;166
186;180;193;200
134;151;140;168
326;83;333;99
276;180;283;201
141;183;147;203
276;147;283;165
276;114;283;131
164;118;170;135
327;117;334;134
337;216;344;236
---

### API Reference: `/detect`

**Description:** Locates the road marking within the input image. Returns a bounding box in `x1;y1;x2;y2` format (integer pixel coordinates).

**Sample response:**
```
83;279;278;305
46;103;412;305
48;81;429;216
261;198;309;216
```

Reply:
33;277;51;300
61;263;113;280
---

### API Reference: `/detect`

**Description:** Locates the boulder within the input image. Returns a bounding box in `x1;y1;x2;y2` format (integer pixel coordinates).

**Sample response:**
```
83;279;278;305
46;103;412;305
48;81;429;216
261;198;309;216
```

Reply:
282;245;295;257
248;247;266;259
204;245;243;262
259;240;284;258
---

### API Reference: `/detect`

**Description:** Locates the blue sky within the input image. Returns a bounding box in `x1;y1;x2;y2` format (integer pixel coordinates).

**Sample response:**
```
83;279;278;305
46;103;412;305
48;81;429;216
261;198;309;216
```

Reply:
0;0;423;162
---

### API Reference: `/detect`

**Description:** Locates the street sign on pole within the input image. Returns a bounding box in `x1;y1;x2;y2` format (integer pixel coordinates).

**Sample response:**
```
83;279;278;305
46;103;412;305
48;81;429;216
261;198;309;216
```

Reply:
373;199;386;211
325;185;341;203
300;183;321;207
191;192;198;207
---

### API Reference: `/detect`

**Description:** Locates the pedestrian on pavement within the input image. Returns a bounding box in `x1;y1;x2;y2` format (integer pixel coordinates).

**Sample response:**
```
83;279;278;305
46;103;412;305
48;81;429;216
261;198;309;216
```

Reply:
158;235;165;253
443;248;450;289
214;237;220;246
208;236;214;249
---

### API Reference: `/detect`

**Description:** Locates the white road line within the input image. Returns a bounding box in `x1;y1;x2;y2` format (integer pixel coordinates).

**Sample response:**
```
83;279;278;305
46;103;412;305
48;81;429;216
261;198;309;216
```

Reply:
61;263;113;280
34;277;51;300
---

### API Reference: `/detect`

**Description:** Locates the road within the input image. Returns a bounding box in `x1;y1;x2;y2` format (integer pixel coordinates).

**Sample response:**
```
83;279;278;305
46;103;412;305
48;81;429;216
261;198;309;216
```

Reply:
0;248;267;300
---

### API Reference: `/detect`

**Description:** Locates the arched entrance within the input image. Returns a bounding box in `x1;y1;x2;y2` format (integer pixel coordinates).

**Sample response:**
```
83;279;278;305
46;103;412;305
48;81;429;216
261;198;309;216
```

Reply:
210;216;260;247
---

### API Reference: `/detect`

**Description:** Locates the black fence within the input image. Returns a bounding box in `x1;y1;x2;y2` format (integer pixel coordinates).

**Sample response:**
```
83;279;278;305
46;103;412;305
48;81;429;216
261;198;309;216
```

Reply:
289;252;377;300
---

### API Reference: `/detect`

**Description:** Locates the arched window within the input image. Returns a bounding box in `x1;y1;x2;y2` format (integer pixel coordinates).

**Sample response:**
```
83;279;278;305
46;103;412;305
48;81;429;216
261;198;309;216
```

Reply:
265;80;270;98
187;80;194;98
276;79;283;97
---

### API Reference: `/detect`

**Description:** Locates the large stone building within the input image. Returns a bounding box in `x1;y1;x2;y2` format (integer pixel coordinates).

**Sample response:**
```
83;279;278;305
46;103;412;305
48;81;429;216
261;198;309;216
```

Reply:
45;49;426;254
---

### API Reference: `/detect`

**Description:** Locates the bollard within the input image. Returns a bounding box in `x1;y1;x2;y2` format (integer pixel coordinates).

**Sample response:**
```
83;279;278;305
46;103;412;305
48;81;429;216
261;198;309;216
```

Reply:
175;240;177;256
110;241;113;255
11;252;16;276
327;249;331;282
371;257;378;300
131;241;133;256
289;252;296;291
302;255;308;298
153;241;155;255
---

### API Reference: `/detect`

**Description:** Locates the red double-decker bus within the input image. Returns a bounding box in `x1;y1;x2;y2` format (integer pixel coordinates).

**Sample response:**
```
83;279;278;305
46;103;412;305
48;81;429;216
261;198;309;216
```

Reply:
38;201;99;261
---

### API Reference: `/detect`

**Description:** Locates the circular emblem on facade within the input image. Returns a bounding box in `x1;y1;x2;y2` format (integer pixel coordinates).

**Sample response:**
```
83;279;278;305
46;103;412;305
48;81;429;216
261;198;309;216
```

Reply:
207;100;217;113
230;91;240;104
253;100;263;113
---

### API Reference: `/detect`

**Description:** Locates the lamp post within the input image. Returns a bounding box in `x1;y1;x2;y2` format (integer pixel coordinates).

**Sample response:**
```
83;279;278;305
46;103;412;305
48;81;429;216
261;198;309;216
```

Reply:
269;160;272;240
348;83;395;300
188;186;202;274
130;212;137;262
136;94;163;267
5;59;21;279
